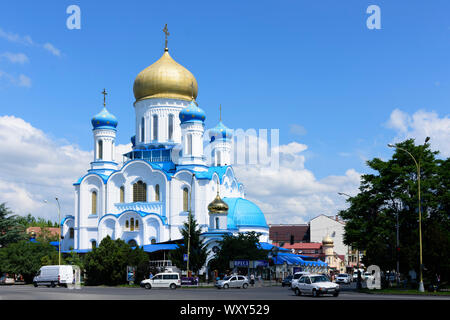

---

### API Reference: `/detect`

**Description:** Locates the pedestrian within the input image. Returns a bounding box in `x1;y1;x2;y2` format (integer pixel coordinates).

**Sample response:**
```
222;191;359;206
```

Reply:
250;274;255;287
149;272;153;279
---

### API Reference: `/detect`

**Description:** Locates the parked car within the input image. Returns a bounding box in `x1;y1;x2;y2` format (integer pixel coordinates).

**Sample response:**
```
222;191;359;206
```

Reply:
335;273;351;284
140;272;181;290
215;275;249;289
290;271;310;290
33;265;74;287
292;274;340;297
282;275;293;287
0;273;15;285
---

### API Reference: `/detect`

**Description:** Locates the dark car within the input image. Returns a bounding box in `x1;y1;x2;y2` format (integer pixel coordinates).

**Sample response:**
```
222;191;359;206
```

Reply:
282;275;293;287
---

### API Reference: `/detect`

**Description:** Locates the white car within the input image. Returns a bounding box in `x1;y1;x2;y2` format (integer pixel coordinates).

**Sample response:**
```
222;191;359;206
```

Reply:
140;272;181;290
215;275;249;289
33;265;74;288
335;273;351;284
290;272;310;290
292;274;340;297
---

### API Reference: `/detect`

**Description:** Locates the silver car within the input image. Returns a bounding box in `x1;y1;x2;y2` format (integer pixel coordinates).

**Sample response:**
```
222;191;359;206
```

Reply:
215;275;249;289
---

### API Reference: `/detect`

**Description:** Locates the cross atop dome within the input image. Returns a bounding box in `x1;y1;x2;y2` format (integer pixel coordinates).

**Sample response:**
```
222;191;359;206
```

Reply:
101;88;107;107
163;24;170;51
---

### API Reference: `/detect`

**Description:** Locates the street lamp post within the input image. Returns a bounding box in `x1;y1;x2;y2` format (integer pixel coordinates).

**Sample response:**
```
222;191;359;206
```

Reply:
388;137;429;293
44;197;62;265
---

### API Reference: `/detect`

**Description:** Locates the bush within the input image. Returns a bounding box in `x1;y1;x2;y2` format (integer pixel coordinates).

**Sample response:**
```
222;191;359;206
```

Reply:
84;236;149;286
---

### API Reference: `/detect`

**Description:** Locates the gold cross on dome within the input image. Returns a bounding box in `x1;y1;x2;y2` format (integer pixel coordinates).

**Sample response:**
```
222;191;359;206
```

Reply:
101;88;107;107
219;104;222;121
163;24;170;50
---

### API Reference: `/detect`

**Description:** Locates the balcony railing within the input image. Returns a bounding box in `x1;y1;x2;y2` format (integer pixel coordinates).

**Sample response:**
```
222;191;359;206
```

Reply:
114;201;164;216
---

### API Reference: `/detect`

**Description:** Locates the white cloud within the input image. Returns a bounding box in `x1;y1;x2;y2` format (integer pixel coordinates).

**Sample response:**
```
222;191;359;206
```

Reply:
0;52;29;64
233;137;361;224
0;70;32;88
0;116;91;220
0;27;61;57
43;42;61;57
387;108;450;157
0;28;33;45
290;124;307;136
18;74;31;87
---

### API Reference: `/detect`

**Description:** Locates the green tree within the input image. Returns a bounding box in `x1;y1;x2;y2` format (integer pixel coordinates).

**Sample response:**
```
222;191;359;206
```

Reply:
209;231;267;273
0;203;26;247
169;214;208;275
0;239;57;283
84;236;149;286
340;139;450;282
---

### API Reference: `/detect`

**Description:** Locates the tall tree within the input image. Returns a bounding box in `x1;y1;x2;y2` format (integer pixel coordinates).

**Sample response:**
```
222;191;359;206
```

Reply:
340;139;450;282
0;239;57;283
0;203;26;247
209;231;267;273
84;236;149;286
169;214;208;275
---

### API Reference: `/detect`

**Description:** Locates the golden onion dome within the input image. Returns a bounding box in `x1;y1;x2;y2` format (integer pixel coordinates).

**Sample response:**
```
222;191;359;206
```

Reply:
208;192;229;214
133;49;198;102
322;234;334;245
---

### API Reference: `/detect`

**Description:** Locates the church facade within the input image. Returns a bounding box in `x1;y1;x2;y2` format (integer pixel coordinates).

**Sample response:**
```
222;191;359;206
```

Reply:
60;35;269;259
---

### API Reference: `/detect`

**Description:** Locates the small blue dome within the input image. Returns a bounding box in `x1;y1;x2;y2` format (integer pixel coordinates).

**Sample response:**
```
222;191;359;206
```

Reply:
209;121;233;141
92;107;118;130
179;100;206;124
223;197;269;229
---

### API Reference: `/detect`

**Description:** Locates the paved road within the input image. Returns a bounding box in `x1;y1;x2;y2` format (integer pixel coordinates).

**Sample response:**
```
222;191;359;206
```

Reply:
0;284;448;300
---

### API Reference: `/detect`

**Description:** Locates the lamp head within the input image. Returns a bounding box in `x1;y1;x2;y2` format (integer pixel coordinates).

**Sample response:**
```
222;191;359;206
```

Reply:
425;137;430;143
387;143;395;148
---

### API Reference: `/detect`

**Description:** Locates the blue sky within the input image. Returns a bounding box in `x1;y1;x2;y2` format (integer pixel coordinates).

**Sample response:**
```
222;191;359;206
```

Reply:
0;0;449;222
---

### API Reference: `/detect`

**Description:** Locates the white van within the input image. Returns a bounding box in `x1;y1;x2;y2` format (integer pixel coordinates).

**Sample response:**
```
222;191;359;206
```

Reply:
140;272;181;290
33;265;74;287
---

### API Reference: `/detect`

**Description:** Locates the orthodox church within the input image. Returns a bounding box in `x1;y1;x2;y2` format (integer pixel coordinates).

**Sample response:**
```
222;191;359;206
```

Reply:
60;29;270;262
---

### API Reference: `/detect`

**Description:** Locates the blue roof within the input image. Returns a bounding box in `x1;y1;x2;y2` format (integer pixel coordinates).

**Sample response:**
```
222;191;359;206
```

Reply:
91;107;118;130
140;243;180;253
270;251;327;266
179;100;206;124
223;197;269;229
258;242;290;252
209;121;233;140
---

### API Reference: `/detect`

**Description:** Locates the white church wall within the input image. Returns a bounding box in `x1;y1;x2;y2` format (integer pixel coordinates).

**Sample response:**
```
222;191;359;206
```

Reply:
134;98;188;145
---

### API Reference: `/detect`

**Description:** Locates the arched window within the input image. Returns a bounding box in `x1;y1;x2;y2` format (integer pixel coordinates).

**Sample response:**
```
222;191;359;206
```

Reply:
135;219;139;230
151;238;156;244
183;187;189;212
98;140;103;160
155;184;160;201
125;220;129;229
92;240;97;249
141;117;145;143
187;134;192;155
168;114;174;141
91;191;97;215
216;151;221;166
130;218;135;231
120;186;125;203
153;115;158;141
133;181;147;202
215;217;220;229
128;239;137;247
69;228;74;239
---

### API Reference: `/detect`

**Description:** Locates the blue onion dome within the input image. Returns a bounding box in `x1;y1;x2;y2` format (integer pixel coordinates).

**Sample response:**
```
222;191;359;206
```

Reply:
209;121;233;141
222;197;268;229
91;107;118;130
179;100;206;124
